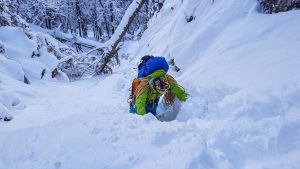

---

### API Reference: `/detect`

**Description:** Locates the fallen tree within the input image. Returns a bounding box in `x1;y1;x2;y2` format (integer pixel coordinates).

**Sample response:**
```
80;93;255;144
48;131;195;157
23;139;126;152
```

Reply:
87;0;147;74
55;0;153;79
48;27;105;52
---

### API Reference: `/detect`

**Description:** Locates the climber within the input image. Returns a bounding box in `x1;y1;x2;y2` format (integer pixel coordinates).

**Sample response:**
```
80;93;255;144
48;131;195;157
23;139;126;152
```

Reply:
128;55;187;119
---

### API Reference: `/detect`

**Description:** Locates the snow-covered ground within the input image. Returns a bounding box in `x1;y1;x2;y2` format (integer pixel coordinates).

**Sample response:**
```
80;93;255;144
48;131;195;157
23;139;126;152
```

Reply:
1;0;300;168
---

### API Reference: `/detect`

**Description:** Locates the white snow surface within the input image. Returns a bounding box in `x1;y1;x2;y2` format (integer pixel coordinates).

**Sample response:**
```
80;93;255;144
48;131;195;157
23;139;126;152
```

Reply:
1;0;300;169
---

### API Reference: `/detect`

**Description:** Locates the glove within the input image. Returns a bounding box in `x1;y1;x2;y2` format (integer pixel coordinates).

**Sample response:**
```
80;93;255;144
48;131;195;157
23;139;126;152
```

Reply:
182;92;188;102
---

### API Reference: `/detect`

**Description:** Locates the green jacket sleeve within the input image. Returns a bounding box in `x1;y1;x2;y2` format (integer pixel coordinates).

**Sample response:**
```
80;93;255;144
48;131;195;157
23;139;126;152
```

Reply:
169;83;187;102
135;89;148;115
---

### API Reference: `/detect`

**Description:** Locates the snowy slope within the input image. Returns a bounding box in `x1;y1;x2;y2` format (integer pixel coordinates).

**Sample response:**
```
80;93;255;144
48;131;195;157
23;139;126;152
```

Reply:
136;0;300;129
1;0;300;169
0;25;74;120
128;0;300;168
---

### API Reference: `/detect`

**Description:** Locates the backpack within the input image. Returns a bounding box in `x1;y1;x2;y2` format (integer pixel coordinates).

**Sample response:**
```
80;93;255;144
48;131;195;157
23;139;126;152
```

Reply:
131;78;140;100
137;56;169;78
128;78;139;113
128;77;144;113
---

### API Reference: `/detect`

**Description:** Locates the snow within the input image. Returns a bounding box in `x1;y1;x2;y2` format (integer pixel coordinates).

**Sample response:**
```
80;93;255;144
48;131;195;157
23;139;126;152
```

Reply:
46;27;104;50
0;26;60;82
1;0;300;169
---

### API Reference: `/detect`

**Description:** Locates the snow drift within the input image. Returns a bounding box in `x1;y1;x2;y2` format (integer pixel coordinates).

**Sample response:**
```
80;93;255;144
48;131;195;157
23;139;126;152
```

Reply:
130;0;300;168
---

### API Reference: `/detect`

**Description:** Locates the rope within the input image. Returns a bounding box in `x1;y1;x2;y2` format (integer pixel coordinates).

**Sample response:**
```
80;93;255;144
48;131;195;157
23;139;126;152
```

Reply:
163;74;177;105
135;77;149;98
166;74;177;84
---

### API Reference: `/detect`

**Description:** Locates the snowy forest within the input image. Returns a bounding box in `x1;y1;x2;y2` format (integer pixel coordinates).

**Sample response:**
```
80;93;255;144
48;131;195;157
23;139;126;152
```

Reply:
1;0;300;168
8;0;162;40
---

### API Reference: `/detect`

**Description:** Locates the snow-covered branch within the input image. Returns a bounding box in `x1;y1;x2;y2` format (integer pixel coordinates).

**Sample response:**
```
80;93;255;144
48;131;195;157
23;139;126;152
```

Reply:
94;0;147;74
48;28;105;50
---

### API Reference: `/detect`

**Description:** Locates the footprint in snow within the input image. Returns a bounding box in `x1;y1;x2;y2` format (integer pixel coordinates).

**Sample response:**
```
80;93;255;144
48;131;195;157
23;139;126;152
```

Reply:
152;131;179;147
54;161;62;169
90;127;101;135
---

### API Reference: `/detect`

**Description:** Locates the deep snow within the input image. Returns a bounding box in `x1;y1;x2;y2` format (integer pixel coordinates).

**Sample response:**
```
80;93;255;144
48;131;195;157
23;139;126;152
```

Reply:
1;0;300;169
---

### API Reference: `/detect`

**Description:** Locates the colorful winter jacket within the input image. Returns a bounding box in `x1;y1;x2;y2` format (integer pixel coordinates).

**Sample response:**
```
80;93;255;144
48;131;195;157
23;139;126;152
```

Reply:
135;69;187;115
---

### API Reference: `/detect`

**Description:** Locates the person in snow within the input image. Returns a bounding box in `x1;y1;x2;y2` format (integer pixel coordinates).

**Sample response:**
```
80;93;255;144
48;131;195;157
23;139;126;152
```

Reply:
129;55;187;118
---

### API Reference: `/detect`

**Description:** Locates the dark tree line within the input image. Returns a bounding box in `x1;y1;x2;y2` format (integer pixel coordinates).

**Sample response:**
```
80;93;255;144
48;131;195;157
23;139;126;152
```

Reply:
6;0;164;42
259;0;300;14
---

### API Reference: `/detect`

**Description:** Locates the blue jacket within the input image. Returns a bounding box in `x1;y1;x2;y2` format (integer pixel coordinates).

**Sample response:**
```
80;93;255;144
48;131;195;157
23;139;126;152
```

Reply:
137;57;169;78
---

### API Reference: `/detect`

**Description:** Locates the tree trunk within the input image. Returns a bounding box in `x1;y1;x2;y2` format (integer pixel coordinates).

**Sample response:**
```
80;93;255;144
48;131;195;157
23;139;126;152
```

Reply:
94;0;147;74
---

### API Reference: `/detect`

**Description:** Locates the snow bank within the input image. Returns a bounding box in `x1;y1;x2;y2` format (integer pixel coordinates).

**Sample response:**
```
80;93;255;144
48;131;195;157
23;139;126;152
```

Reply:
136;0;300;120
0;25;74;120
0;26;63;81
129;0;300;168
